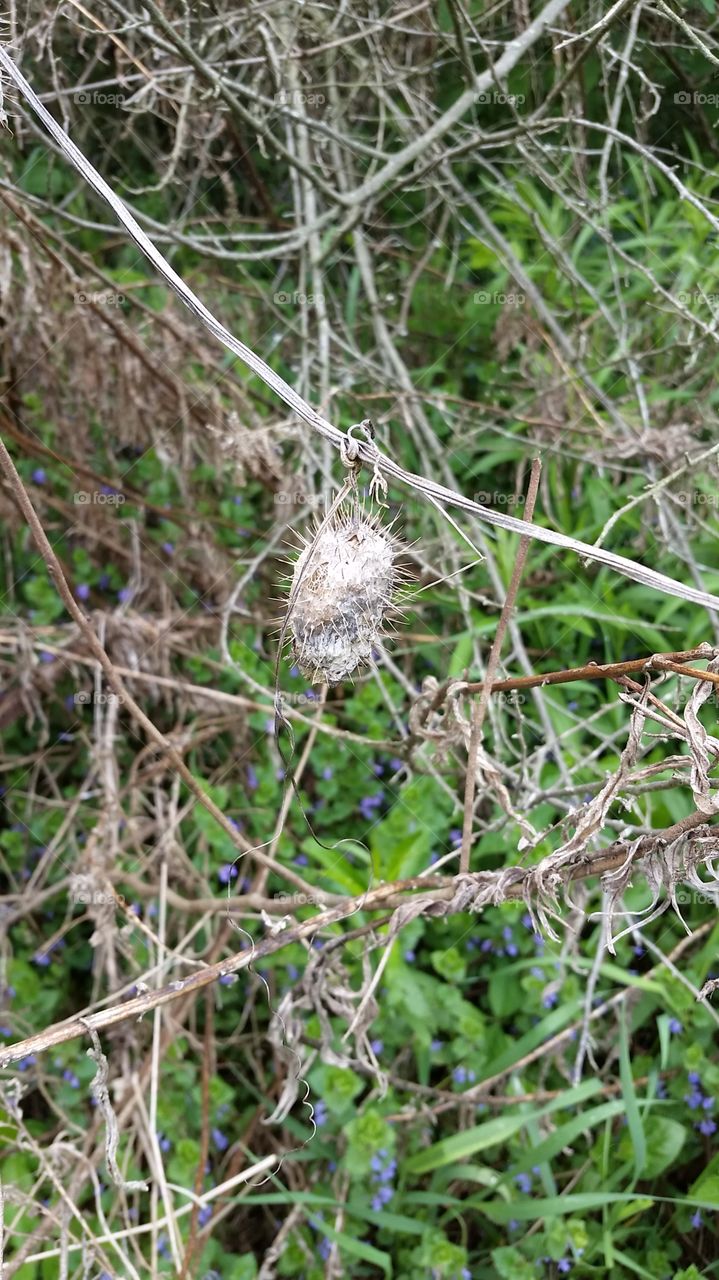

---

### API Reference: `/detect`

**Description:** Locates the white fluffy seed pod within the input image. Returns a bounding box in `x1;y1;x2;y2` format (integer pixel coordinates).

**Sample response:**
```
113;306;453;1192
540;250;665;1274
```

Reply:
288;506;400;685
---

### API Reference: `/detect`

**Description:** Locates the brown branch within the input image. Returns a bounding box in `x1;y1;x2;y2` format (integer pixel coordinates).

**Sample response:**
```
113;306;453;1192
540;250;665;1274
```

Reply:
1;809;713;1070
422;644;719;723
0;433;321;899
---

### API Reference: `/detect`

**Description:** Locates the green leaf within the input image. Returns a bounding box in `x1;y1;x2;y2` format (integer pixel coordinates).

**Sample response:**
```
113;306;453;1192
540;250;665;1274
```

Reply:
619;1008;646;1178
617;1116;686;1180
491;1245;535;1280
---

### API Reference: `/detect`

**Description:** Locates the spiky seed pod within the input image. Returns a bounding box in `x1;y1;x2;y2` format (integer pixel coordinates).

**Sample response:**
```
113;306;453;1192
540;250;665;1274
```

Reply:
288;506;399;685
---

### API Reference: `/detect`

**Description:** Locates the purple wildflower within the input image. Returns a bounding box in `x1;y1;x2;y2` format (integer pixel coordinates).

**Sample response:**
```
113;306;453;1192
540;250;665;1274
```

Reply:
691;1209;703;1228
211;1127;229;1151
371;1185;394;1210
75;583;90;601
32;468;46;484
698;1118;717;1136
218;864;238;885
515;1172;532;1193
314;1100;328;1127
668;1018;683;1034
198;1205;212;1227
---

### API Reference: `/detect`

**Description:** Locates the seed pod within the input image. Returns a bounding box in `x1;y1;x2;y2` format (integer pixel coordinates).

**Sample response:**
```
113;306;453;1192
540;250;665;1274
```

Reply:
288;506;399;685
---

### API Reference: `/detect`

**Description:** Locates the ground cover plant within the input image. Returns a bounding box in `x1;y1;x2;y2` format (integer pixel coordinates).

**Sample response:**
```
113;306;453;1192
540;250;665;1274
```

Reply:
1;1;719;1276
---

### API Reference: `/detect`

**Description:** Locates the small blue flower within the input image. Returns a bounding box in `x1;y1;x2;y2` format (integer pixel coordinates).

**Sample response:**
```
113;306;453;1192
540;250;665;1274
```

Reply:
198;1204;212;1227
691;1209;703;1229
370;1038;384;1055
247;765;259;790
162;542;174;555
430;1038;443;1052
32;468;47;484
515;1172;532;1193
314;1100;328;1127
157;1132;171;1152
322;767;333;780
542;990;558;1009
117;587;132;604
698;1118;717;1136
218;864;238;885
211;1127;229;1151
668;1018;683;1034
370;1185;394;1210
688;1071;701;1085
75;583;90;601
404;949;416;963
